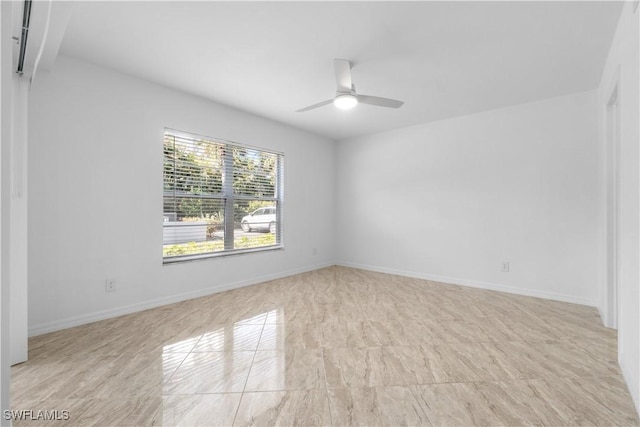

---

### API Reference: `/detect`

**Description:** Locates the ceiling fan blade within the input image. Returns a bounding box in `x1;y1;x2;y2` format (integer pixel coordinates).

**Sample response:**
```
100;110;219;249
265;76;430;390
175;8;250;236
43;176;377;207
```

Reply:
334;59;352;92
296;99;333;112
357;94;404;108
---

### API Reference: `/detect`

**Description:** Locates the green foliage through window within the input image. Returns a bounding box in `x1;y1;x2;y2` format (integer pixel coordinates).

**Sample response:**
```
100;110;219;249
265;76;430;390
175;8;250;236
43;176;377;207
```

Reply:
163;130;283;261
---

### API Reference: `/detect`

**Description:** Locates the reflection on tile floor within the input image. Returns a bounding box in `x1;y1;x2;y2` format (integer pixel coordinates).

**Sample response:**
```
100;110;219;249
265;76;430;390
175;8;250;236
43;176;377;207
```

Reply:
11;267;640;426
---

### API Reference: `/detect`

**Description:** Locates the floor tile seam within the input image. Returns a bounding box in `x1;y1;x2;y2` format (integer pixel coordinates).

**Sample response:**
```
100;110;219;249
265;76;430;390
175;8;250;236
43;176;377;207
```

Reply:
159;391;244;396
322;373;623;391
528;373;629;382
425;371;626;386
510;339;619;357
402;373;629;388
381;348;438;424
232;318;267;427
26;346;208;361
240;386;329;393
320;343;335;427
189;346;262;353
161;331;208;390
531;335;617;343
78;373;622;400
425;336;615;347
325;383;454;391
19;341;617;368
316;319;607;338
403;373;437;427
316;336;612;350
232;322;266;326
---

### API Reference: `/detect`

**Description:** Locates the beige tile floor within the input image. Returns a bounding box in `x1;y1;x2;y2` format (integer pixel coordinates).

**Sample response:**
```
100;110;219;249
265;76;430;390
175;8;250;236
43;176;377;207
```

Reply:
11;266;640;426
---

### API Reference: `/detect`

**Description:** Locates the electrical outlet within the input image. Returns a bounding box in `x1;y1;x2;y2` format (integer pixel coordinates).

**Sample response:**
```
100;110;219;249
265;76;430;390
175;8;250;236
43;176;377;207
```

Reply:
105;279;116;292
312;247;317;256
501;261;510;272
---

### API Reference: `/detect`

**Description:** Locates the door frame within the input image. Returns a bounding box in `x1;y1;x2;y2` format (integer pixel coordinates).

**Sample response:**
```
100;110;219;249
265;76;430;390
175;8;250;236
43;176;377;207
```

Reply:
604;68;621;331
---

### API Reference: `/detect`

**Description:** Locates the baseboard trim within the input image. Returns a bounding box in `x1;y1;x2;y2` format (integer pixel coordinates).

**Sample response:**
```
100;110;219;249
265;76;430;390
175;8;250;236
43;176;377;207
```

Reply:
28;262;334;337
597;306;605;324
336;261;597;307
30;260;599;336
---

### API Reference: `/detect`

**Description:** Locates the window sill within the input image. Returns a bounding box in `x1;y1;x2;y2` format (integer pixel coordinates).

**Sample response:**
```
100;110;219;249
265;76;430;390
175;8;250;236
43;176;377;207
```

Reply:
162;244;284;265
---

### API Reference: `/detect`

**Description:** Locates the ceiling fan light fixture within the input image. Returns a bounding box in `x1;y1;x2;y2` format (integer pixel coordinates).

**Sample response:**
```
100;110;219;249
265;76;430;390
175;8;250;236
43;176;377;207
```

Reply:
334;94;358;110
296;59;403;113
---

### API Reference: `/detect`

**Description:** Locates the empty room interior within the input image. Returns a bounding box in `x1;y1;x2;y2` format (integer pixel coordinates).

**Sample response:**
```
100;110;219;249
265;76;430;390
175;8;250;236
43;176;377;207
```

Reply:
1;0;640;425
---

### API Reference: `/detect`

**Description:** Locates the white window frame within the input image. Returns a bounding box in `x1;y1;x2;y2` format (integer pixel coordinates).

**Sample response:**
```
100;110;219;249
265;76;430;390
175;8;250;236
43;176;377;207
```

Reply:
162;128;284;264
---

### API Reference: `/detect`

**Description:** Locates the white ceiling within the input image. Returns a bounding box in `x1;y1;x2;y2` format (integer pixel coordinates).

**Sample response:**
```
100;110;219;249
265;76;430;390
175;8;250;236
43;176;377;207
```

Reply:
58;1;623;141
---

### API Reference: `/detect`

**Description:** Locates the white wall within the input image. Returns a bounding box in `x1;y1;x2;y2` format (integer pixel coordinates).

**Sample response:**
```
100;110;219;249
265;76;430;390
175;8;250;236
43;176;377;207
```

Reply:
28;55;336;335
336;91;600;306
10;76;28;365
597;1;640;413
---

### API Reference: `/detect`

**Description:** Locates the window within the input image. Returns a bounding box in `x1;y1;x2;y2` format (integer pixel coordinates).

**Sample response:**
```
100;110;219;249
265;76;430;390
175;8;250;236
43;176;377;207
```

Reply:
163;129;283;263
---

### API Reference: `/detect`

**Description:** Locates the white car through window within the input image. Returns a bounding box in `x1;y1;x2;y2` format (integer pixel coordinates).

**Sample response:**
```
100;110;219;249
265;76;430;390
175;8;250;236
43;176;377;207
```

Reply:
241;207;277;233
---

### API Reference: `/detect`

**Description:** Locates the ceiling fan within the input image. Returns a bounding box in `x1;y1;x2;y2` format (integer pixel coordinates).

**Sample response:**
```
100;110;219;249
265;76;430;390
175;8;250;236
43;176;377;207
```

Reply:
296;59;404;112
